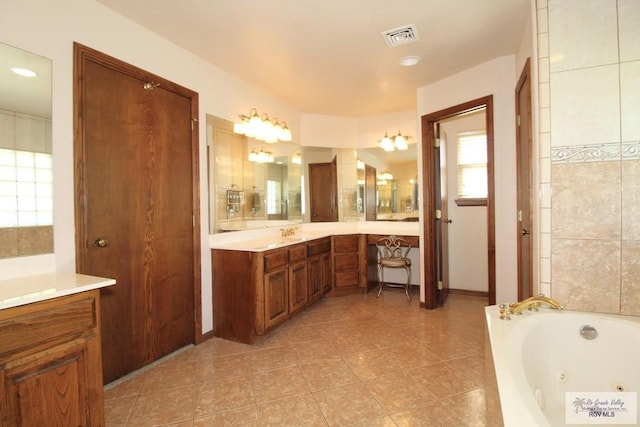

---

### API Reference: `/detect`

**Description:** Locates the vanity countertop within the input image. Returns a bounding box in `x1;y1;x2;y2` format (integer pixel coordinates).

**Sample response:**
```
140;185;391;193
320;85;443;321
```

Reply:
0;272;116;310
209;221;420;252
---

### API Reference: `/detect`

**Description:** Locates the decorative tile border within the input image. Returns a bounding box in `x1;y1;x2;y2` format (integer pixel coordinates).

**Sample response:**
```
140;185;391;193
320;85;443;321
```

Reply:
551;142;621;163
623;141;640;160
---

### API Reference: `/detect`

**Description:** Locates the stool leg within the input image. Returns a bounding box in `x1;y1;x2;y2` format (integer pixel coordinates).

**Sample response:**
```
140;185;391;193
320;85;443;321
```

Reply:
405;265;412;301
377;264;383;297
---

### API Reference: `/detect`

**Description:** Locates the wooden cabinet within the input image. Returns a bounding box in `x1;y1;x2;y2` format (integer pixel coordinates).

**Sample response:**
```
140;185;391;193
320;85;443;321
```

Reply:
213;239;328;344
332;234;366;295
307;237;331;303
264;248;289;330
0;290;105;426
288;244;308;315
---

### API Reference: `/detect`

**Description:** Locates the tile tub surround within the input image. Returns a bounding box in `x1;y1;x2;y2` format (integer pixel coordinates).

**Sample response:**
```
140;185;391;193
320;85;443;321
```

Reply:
104;293;496;426
538;0;640;314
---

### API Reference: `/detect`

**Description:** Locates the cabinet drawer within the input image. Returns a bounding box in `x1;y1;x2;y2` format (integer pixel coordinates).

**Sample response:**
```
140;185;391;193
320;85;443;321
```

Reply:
264;248;288;272
289;244;307;263
0;297;96;359
307;238;331;256
333;235;359;253
334;253;359;272
335;270;359;288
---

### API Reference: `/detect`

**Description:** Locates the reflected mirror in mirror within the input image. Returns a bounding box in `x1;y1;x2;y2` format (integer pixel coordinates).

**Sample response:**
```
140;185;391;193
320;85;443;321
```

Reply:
301;143;419;223
357;143;418;221
207;114;302;233
0;42;53;258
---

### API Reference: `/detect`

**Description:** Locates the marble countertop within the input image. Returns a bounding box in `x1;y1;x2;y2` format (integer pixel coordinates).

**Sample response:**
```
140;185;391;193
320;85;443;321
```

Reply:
209;221;420;252
0;272;116;310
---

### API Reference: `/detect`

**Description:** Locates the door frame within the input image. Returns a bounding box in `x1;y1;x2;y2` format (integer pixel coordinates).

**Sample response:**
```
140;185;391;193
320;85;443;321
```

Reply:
73;43;203;343
421;95;495;308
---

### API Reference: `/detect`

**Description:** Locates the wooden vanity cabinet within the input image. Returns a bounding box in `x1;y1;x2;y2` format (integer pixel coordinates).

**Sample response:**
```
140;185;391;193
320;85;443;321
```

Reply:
263;248;290;330
213;239;326;344
307;237;332;303
288;244;308;315
0;290;105;426
332;234;366;295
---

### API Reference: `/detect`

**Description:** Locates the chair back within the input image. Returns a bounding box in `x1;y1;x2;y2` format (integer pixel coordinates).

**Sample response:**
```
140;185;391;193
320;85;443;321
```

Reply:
376;235;411;260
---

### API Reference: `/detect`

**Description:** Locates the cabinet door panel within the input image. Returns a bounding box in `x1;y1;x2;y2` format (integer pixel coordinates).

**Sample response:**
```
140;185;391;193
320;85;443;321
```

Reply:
264;269;288;329
2;340;92;427
289;261;308;314
321;252;332;294
307;255;323;302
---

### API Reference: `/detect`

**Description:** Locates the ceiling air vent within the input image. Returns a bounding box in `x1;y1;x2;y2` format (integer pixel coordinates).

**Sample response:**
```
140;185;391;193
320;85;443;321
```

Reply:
381;24;419;48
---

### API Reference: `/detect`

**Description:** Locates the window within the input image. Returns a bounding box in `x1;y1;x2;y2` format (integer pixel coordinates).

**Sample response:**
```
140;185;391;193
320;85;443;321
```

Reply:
266;179;281;215
0;149;53;227
456;132;487;206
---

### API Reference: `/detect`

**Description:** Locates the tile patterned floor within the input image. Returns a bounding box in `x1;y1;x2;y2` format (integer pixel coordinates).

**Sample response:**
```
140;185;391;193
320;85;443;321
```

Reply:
104;291;498;426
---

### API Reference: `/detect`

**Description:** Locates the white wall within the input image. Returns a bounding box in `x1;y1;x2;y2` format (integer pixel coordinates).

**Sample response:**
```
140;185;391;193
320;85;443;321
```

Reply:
416;55;518;304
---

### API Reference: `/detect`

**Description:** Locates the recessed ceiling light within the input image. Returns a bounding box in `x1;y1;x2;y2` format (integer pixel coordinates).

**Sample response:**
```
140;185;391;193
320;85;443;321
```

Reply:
399;56;420;67
11;67;37;77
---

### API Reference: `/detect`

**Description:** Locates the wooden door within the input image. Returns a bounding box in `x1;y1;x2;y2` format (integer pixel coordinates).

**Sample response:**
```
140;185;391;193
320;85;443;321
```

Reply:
309;160;338;222
364;164;377;221
516;58;533;300
422;96;496;308
74;44;200;383
434;123;450;306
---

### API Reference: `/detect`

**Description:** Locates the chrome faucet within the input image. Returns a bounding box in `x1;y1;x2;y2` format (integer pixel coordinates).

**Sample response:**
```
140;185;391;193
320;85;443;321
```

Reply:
499;294;563;320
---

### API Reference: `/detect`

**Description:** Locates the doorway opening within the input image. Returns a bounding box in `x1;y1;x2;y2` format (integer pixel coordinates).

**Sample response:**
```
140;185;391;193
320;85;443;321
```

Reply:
421;96;495;309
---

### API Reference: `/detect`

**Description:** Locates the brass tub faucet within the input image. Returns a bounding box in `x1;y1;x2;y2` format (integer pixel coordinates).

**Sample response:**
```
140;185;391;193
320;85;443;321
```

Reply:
500;295;564;320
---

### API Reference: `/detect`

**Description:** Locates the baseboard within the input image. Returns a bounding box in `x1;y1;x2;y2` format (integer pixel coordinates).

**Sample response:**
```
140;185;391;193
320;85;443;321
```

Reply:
448;288;488;298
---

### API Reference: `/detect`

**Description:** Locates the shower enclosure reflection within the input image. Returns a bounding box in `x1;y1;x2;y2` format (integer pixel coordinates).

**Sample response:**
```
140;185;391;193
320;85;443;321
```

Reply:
207;114;302;233
0;42;53;258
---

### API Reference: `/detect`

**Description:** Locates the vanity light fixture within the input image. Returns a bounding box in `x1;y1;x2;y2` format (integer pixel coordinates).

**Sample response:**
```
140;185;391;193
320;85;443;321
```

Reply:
291;152;302;164
234;108;292;143
379;130;410;151
248;147;274;163
356;158;365;170
378;171;393;180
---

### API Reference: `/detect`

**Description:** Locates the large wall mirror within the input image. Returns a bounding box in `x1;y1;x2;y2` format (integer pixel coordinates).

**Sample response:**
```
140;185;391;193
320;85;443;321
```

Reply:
301;142;418;223
207;114;302;233
0;42;53;258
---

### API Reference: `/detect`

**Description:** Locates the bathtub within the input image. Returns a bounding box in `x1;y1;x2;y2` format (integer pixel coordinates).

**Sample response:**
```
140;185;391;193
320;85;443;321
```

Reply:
485;305;640;426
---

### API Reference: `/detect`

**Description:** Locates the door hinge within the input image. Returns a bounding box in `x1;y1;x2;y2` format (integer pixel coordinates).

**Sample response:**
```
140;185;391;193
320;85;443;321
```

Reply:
434;138;441;148
435;209;442;219
437;280;443;290
516;115;521;126
191;118;198;130
517;209;522;222
193;215;196;227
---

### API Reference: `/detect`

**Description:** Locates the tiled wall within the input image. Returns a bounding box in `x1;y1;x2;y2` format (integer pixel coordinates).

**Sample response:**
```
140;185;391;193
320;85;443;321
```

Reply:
537;0;640;314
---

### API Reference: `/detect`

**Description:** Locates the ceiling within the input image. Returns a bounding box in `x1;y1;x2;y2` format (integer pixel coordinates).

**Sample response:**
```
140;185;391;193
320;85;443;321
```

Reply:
96;0;530;117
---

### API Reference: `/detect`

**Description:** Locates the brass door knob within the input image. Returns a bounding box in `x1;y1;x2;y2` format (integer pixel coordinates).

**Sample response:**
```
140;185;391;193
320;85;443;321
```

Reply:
93;237;109;248
521;228;530;236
